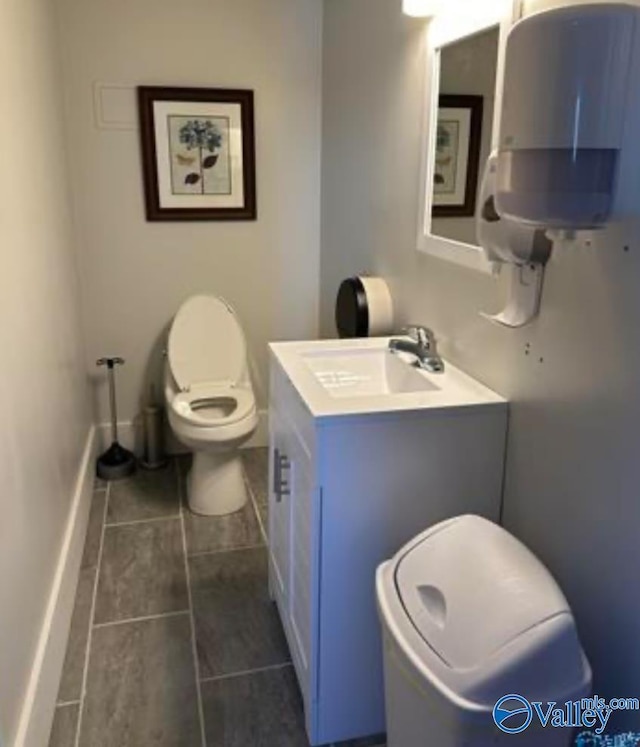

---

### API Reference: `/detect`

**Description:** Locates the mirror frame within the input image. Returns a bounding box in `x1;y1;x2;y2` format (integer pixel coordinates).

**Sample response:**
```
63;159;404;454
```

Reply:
416;1;520;274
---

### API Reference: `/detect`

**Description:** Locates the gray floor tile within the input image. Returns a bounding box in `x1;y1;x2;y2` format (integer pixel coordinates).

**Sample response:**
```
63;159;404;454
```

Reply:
82;490;106;570
107;462;179;524
202;665;307;747
190;548;289;678
57;566;96;703
48;703;79;747
57;489;105;703
94;475;108;490
183;496;263;556
79;615;200;747
95;519;188;624
241;448;268;506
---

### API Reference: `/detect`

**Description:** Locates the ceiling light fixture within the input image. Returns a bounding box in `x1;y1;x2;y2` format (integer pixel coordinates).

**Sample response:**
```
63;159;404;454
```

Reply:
402;0;441;18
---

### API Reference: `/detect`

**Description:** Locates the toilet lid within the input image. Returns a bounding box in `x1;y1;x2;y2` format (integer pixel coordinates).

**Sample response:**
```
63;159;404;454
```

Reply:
168;295;246;390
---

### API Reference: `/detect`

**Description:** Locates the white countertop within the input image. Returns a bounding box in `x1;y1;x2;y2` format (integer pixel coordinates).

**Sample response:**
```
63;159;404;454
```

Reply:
269;337;507;421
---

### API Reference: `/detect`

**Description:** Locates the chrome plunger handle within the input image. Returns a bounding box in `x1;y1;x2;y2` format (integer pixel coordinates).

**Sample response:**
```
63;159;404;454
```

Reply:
97;357;125;444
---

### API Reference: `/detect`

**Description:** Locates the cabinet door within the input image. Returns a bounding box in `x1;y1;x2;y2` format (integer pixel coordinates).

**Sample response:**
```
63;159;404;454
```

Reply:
268;409;291;605
271;419;318;736
287;432;315;688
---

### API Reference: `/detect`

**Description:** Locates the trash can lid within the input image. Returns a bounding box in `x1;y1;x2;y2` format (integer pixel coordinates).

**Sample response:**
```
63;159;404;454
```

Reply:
394;515;571;671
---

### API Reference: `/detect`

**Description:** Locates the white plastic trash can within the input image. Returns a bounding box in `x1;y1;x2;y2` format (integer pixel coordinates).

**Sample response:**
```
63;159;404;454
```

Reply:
376;515;592;747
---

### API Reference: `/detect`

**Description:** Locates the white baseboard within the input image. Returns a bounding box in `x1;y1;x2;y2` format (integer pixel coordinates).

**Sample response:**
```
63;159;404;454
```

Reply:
97;408;269;457
13;426;97;747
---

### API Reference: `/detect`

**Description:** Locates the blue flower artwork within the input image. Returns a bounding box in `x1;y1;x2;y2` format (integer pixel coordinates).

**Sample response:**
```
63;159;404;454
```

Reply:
434;120;459;194
168;116;231;196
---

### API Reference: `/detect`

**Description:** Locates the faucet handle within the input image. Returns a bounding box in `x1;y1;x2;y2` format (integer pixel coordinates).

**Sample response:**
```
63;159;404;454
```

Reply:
403;325;436;348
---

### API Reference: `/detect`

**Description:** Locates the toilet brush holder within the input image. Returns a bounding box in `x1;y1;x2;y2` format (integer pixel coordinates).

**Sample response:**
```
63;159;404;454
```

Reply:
96;356;136;481
140;404;168;470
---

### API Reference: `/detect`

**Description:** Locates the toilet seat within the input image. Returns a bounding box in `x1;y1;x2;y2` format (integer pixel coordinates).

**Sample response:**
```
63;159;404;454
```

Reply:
168;295;246;393
170;383;255;428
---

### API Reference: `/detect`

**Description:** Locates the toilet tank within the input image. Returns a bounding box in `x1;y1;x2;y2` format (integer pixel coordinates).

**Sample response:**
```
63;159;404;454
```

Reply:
496;3;640;229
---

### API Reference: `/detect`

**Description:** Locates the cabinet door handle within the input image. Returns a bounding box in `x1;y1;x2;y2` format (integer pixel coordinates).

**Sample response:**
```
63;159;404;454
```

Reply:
279;453;291;498
273;448;291;502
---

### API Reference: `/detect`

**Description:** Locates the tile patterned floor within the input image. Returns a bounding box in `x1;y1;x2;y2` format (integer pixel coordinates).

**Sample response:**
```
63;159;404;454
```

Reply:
49;448;385;747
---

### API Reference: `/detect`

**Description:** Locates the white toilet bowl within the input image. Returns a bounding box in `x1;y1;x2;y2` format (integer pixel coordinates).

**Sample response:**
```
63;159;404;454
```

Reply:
164;294;258;516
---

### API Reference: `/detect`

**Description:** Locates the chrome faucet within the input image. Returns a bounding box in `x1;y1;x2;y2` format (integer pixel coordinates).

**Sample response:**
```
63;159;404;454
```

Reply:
388;325;445;373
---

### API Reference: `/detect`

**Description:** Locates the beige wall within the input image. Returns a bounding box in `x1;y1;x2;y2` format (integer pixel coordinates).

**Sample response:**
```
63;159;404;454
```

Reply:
0;0;91;742
56;0;323;429
322;0;640;724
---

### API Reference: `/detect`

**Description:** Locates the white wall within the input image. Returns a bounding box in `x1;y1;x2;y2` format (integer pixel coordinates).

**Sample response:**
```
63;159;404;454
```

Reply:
0;0;91;743
56;0;323;432
322;0;640;726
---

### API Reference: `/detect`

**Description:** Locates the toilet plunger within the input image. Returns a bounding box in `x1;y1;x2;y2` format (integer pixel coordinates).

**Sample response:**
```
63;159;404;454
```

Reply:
96;357;136;480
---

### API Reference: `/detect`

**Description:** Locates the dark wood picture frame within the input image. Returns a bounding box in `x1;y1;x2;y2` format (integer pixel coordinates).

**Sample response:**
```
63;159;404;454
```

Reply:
138;86;257;221
432;94;483;219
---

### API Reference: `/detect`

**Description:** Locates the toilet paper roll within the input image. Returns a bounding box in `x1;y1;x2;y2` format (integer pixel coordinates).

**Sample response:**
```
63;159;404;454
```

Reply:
335;276;394;338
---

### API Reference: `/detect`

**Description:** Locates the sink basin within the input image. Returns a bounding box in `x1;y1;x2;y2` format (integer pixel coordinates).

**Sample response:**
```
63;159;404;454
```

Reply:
269;337;505;420
302;348;439;398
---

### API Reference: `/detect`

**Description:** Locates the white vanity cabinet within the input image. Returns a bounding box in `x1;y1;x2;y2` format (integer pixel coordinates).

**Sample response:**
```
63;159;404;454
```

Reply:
268;393;318;704
267;339;508;746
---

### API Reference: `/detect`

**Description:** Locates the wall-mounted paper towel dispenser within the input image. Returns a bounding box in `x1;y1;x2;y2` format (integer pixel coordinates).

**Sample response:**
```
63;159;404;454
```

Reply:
477;3;640;327
496;3;638;230
477;152;552;328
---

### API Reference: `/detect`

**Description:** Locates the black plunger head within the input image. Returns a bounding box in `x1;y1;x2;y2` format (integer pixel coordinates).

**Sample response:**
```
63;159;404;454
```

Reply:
96;441;136;481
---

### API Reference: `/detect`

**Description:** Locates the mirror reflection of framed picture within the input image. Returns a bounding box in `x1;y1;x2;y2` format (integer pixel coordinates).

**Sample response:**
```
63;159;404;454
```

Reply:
432;95;483;218
138;86;257;221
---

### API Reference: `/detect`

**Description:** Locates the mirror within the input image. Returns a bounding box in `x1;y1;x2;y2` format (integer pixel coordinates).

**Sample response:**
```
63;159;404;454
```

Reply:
429;27;500;247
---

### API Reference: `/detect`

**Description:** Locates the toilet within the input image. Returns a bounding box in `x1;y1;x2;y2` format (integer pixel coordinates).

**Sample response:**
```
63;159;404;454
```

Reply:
164;294;258;516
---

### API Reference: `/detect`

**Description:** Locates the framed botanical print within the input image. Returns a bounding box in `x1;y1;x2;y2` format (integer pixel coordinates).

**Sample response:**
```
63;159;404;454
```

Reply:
432;95;483;218
138;86;257;221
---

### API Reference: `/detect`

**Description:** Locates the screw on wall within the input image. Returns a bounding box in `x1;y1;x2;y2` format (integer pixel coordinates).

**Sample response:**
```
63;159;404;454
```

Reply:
523;342;544;364
623;245;630;253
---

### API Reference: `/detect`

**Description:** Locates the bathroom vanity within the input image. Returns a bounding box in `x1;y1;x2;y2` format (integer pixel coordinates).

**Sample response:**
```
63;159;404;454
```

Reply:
268;338;508;745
